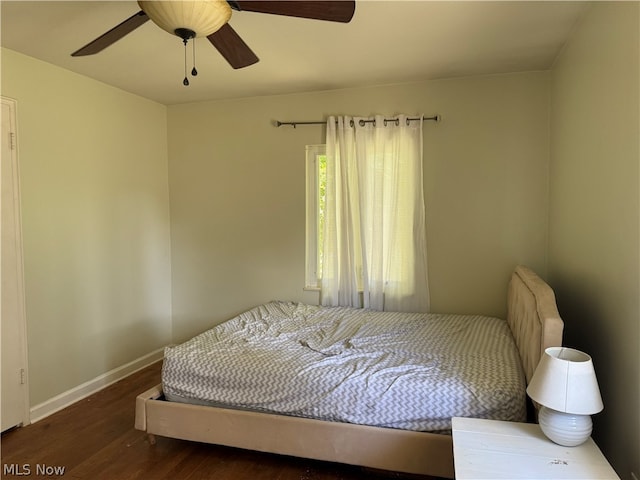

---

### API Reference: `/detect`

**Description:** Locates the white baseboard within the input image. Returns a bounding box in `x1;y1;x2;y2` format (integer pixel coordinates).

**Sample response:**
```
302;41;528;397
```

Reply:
29;348;164;424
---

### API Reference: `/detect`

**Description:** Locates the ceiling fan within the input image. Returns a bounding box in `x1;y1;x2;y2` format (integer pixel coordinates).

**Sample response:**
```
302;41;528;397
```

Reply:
71;0;356;72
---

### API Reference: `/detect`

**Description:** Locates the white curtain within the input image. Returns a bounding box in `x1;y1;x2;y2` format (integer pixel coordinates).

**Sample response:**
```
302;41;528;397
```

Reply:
321;114;430;312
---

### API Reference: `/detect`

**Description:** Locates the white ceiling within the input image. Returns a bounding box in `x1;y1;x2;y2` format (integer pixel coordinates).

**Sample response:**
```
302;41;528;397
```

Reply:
1;1;588;105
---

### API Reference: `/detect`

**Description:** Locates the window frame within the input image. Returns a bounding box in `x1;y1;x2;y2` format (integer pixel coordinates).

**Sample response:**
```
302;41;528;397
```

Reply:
305;144;326;290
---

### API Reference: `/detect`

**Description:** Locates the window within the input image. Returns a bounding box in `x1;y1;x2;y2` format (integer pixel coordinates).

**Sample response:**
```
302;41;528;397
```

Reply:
306;115;429;312
305;144;326;289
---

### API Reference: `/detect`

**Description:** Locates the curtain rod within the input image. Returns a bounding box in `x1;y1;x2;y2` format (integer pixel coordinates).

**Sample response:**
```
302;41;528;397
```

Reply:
275;115;441;128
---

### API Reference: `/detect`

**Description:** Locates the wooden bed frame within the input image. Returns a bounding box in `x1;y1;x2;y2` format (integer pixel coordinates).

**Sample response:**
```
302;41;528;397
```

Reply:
135;265;563;479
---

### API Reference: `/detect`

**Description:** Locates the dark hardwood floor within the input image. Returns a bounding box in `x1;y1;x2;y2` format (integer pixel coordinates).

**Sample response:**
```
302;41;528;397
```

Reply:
1;361;439;480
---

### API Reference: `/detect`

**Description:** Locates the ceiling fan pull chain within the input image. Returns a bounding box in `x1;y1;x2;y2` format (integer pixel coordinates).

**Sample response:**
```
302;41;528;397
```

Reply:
191;40;198;77
182;37;189;86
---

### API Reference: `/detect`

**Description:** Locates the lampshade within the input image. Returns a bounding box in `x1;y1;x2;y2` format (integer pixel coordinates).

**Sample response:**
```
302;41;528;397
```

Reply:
527;347;603;415
138;0;232;38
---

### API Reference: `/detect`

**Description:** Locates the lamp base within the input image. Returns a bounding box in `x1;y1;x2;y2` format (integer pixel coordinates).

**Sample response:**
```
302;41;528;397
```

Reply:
538;406;592;446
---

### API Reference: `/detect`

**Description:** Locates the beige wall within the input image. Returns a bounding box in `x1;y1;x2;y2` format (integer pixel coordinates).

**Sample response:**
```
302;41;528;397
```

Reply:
168;71;551;341
548;2;639;477
1;49;173;405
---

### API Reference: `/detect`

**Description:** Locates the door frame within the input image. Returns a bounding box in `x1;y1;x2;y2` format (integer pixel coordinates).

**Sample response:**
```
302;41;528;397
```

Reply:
1;96;30;428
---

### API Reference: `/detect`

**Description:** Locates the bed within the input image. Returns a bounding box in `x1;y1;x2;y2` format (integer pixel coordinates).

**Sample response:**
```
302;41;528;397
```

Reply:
135;265;563;478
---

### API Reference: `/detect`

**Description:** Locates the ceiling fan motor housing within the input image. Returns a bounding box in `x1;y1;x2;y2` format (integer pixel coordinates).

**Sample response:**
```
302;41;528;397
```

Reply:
175;28;196;41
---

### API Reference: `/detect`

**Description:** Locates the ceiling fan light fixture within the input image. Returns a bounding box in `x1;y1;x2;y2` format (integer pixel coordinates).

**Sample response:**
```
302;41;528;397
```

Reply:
137;0;232;38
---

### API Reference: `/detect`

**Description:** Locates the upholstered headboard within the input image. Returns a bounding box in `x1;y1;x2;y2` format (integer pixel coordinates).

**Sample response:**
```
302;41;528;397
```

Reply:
506;265;564;384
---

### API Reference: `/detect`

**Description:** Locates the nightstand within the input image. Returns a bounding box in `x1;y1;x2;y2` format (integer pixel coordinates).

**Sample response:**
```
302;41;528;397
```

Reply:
452;417;619;479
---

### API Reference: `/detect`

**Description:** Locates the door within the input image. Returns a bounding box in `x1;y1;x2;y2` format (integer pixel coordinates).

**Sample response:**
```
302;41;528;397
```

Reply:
1;97;29;431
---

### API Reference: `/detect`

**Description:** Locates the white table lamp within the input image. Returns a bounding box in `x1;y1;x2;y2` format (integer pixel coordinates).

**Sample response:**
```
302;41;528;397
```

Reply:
526;347;603;446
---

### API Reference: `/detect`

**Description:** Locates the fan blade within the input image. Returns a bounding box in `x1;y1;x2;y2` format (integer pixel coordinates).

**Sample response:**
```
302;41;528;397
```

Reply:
71;10;149;56
229;1;355;23
208;23;259;69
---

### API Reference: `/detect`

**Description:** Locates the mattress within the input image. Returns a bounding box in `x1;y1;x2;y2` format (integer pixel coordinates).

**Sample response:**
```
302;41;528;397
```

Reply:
162;301;527;433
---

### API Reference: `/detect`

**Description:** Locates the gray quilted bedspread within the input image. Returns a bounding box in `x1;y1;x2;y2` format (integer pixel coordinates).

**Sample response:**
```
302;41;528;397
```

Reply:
162;301;527;432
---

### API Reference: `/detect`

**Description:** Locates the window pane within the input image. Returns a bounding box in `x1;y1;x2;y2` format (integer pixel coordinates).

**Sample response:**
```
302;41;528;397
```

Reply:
317;153;326;281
